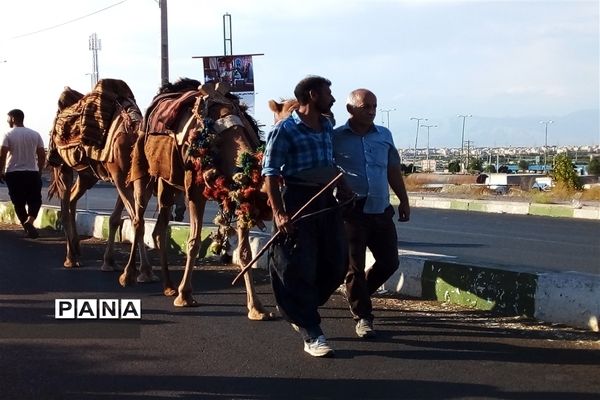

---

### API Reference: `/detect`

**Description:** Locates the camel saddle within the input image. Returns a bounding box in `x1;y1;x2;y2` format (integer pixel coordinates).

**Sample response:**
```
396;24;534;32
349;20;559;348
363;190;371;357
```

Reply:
52;79;136;149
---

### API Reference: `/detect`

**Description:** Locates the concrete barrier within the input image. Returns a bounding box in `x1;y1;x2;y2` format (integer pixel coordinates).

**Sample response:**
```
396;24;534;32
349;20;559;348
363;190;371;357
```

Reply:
534;272;600;332
394;194;600;220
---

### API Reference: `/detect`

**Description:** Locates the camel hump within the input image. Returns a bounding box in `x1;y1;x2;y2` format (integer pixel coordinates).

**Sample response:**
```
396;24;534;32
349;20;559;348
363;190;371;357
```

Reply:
94;78;136;101
58;87;85;111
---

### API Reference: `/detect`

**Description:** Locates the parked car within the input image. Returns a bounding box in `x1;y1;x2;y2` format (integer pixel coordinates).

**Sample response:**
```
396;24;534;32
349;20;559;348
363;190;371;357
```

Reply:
531;182;551;191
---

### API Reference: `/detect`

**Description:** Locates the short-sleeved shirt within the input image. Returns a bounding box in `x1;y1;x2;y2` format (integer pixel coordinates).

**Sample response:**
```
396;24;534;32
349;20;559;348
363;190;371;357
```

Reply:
1;127;45;173
333;121;400;214
262;111;335;178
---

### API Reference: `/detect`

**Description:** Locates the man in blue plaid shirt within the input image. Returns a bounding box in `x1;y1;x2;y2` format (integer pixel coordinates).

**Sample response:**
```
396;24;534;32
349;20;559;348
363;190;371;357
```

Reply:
262;75;348;358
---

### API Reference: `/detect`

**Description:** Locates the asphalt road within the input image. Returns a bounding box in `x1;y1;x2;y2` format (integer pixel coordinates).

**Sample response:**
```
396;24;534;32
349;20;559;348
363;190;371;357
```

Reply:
398;207;600;276
2;183;598;276
0;225;599;400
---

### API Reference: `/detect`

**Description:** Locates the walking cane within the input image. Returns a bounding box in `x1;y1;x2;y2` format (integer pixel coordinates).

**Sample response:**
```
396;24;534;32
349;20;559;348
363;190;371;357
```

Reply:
231;171;344;285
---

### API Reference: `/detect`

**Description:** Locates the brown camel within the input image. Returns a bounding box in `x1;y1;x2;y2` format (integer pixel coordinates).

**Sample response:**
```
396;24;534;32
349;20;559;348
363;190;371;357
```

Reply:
48;79;157;284
268;98;336;126
126;78;275;320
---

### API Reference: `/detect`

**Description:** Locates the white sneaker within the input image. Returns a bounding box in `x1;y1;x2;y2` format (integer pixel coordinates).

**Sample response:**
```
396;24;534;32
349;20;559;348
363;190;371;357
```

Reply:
304;335;334;357
291;323;300;332
355;318;376;339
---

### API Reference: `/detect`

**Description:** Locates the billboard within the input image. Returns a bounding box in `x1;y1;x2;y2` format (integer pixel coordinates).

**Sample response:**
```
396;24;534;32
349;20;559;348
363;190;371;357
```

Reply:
202;55;255;113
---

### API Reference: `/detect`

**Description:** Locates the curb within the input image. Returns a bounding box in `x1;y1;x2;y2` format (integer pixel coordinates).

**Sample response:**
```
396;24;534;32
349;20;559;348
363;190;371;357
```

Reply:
404;195;600;220
381;255;599;332
1;201;598;332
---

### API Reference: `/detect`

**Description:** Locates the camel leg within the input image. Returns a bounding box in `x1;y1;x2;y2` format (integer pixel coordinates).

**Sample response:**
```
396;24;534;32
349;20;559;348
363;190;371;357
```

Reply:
101;195;124;271
107;134;158;283
236;226;276;321
174;185;205;307
134;184;157;284
152;179;178;296
118;177;149;287
55;166;78;268
64;170;98;268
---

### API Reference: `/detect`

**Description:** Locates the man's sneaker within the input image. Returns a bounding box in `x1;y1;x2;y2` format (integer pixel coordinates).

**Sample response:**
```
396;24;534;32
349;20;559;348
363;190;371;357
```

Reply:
304;335;334;357
355;318;376;339
23;223;39;239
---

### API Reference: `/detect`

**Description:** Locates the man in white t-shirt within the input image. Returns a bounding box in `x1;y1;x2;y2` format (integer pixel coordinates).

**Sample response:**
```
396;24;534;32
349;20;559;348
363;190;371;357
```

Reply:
0;109;46;238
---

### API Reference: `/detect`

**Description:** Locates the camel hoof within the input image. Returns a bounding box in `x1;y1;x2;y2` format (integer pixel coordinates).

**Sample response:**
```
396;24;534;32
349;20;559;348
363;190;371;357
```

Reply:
100;264;116;272
248;310;278;321
137;272;160;283
163;287;177;297
118;273;136;287
174;294;199;307
64;260;81;268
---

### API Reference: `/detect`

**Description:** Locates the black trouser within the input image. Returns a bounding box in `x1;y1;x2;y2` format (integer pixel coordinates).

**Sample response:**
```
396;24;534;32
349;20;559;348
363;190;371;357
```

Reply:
344;201;399;322
5;171;43;225
269;183;347;341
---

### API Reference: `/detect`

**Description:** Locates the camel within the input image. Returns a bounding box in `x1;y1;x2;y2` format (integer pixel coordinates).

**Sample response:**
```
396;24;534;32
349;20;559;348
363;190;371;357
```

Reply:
48;79;158;284
268;98;300;123
125;78;275;320
268;98;336;126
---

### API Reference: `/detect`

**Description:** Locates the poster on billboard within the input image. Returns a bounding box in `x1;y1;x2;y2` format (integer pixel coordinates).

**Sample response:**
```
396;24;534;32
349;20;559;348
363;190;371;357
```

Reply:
202;55;255;113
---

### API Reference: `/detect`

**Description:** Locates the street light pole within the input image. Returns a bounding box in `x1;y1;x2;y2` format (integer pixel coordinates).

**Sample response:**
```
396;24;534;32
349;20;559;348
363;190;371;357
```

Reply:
159;0;169;85
379;108;396;129
420;124;438;172
410;117;427;165
457;114;472;173
540;120;553;172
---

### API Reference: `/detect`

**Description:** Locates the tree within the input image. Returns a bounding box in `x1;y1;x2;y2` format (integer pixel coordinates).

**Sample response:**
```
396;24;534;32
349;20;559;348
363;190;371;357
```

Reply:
589;158;600;175
483;164;497;173
552;153;581;190
448;160;460;173
518;160;529;171
468;158;483;173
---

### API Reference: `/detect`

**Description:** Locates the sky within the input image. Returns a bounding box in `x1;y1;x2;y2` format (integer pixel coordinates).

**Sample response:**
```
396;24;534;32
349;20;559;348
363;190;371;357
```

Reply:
0;0;598;150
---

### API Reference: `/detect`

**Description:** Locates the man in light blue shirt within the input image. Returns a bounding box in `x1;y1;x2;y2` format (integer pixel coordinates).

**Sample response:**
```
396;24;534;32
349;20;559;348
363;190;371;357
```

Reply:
333;88;410;339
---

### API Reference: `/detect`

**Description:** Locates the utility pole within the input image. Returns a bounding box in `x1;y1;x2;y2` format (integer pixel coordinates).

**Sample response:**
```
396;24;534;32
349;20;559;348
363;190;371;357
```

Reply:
539;120;553;173
420;124;437;172
223;13;232;56
457;114;472;173
88;33;101;89
410;117;427;165
160;0;169;85
379;108;396;129
464;140;474;171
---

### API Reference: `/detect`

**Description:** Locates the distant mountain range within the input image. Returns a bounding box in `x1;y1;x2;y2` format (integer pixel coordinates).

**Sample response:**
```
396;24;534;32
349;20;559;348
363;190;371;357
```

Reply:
396;109;599;149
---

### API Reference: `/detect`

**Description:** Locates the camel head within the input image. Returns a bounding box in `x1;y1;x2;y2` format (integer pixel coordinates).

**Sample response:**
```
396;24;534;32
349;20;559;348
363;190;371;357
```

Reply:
268;98;336;126
268;99;299;124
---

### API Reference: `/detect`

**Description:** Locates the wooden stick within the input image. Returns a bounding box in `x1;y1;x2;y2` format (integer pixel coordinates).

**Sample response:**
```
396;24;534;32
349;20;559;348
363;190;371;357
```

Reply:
231;172;343;285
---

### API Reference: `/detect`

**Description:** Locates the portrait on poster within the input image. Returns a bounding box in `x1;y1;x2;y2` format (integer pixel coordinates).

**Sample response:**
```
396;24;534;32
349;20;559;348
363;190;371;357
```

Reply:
203;55;254;92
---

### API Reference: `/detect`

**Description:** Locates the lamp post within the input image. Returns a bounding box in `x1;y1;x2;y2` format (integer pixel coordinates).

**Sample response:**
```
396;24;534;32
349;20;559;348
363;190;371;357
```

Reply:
420;124;437;172
379;108;396;129
457;114;472;173
410;117;427;164
539;120;553;172
160;0;169;85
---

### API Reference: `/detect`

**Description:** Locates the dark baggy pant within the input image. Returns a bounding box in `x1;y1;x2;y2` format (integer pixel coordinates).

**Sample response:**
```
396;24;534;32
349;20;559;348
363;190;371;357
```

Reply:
5;171;43;225
269;183;348;340
344;201;399;322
